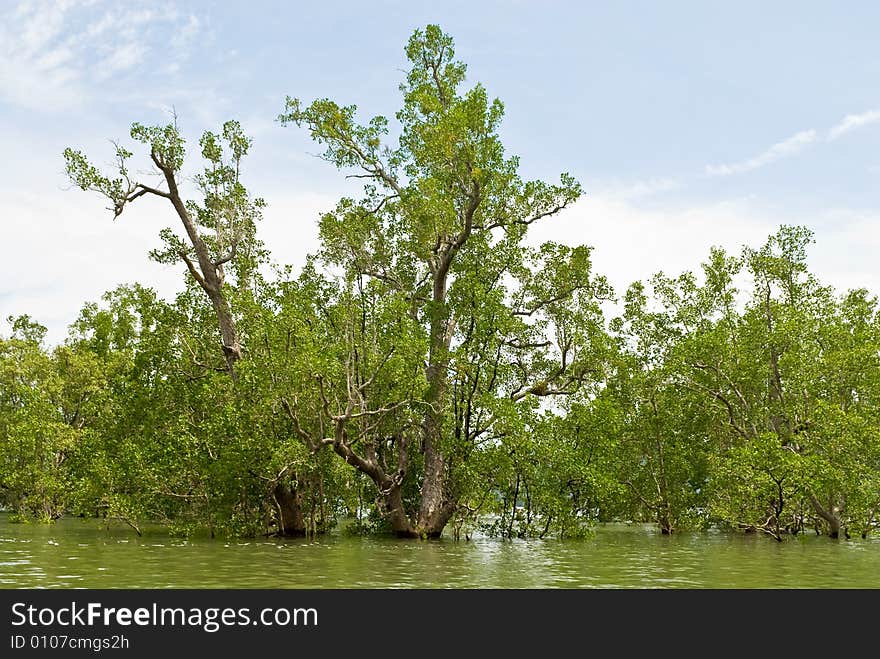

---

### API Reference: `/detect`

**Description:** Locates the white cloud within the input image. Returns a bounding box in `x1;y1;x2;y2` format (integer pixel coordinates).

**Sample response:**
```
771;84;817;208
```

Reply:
0;171;335;346
592;177;682;201
94;41;147;79
705;129;817;177
526;193;880;304
828;109;880;141
4;167;880;347
528;195;774;295
34;46;76;71
808;208;880;294
0;185;186;345
0;1;202;111
161;15;203;75
172;14;201;50
257;189;335;270
16;0;78;53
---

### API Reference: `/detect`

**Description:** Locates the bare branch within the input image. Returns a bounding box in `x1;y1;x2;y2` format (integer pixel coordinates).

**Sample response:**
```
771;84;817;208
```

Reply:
359;346;396;393
502;338;553;350
179;250;208;289
213;242;238;267
332;399;408;422
685;380;752;441
279;396;319;452
452;180;480;249
133;183;171;199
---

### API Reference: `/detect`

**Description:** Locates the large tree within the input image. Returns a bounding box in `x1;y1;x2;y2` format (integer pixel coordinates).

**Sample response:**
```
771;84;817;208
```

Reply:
278;25;606;537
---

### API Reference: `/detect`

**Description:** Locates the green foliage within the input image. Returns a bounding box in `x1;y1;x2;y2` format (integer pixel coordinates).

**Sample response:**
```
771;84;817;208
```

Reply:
130;121;186;170
276;24;602;538
9;26;872;544
606;226;880;538
0;317;79;520
64;117;265;291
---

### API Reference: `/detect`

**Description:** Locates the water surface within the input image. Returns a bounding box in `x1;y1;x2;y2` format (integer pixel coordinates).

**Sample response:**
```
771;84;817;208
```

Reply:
2;514;878;588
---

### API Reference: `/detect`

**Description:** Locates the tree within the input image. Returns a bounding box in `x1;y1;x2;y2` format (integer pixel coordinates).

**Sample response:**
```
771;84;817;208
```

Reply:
63;118;263;378
601;275;714;533
278;25;604;537
0;315;107;522
626;227;880;539
0;316;67;520
62;118;333;537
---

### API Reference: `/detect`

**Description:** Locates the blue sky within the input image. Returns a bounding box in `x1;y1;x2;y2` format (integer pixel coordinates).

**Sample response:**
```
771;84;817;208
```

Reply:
3;0;880;343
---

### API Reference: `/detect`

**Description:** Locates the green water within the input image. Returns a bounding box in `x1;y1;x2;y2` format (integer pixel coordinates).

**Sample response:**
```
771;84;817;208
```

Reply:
1;514;879;588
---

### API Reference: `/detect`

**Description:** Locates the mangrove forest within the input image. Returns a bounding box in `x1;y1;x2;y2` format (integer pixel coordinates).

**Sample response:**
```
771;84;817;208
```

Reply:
2;26;878;544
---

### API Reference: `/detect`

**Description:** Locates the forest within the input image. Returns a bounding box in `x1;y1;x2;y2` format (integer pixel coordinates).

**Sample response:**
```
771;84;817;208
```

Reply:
2;26;879;543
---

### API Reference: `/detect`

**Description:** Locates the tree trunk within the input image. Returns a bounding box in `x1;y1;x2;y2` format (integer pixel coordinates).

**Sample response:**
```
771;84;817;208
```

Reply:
382;484;418;538
809;495;841;539
206;288;242;376
417;391;453;537
329;431;423;537
161;165;242;378
273;480;306;537
415;256;457;538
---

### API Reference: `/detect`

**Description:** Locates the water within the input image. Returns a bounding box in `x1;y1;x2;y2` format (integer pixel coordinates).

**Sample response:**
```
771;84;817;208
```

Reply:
1;514;878;588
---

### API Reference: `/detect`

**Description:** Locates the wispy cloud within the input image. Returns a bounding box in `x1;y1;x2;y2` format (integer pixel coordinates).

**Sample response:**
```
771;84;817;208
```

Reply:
703;109;880;178
0;0;202;111
828;109;880;141
705;129;817;177
94;41;148;80
592;176;683;201
164;14;203;75
172;14;201;51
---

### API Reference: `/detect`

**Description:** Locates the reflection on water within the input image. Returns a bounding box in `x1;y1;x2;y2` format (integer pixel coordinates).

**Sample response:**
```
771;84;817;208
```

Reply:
1;515;878;588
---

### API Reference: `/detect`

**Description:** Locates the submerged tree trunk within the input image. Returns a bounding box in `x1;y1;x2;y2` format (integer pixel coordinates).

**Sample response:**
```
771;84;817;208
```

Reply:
273;480;306;537
328;426;425;537
809;494;841;539
382;484;419;538
414;250;461;538
417;381;455;537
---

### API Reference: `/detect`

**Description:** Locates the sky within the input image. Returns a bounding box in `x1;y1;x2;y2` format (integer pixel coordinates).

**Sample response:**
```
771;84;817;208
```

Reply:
2;0;880;344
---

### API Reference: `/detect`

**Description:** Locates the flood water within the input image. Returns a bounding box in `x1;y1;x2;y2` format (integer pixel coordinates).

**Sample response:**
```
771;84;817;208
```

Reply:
2;514;878;588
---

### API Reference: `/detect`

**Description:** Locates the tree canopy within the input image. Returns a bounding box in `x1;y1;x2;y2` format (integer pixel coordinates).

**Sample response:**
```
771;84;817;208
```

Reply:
2;26;877;542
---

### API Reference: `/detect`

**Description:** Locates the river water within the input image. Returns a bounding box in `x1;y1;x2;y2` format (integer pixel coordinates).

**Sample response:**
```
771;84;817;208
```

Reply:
2;514;878;588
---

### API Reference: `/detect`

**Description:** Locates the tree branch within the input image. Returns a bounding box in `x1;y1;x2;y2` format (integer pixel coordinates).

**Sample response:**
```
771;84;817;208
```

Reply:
179;250;208;289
